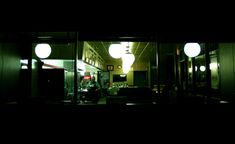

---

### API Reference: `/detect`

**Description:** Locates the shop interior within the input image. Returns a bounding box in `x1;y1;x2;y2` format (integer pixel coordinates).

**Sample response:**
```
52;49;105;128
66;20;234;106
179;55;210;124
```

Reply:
1;32;233;106
16;32;223;105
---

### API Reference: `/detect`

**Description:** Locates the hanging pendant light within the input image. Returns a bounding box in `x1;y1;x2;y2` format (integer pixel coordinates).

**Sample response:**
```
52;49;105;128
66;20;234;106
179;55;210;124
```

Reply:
122;52;135;67
122;64;131;74
122;42;135;66
184;43;201;57
122;53;135;74
108;44;125;59
122;42;135;73
35;43;52;59
199;66;206;72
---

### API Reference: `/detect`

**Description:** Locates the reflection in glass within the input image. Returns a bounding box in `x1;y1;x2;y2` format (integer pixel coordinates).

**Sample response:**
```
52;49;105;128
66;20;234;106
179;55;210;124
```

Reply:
210;50;219;89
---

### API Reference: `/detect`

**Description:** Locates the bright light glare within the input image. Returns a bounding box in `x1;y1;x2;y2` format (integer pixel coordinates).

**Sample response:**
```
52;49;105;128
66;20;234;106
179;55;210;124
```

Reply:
109;44;125;59
35;43;52;59
184;43;201;57
200;66;206;72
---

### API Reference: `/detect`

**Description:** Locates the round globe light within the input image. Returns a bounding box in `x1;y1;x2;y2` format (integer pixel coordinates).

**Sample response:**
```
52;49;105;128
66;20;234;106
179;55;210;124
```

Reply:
35;43;52;59
184;43;201;57
109;44;125;59
122;65;131;74
122;53;135;67
200;66;206;72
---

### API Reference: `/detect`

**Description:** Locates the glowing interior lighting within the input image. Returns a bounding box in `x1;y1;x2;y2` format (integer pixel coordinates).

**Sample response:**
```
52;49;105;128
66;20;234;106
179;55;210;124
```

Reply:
184;43;201;57
35;43;52;59
21;65;28;69
122;53;135;67
200;66;206;72
189;68;192;73
210;63;217;70
79;71;85;76
108;44;125;59
122;66;131;74
122;63;132;73
20;60;28;65
84;76;91;80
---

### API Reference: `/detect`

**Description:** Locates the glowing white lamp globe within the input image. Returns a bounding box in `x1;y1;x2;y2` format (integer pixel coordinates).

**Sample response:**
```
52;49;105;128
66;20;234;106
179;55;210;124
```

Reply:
108;44;125;59
122;65;131;74
122;53;135;67
35;43;52;59
184;43;201;57
200;66;206;72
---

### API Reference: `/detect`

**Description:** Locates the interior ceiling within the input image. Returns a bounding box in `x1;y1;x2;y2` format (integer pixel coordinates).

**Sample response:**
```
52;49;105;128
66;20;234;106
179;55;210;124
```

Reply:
32;32;156;62
87;41;155;63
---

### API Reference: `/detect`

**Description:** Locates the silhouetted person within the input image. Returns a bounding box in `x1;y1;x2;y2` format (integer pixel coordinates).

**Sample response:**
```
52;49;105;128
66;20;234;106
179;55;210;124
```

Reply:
87;76;100;104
